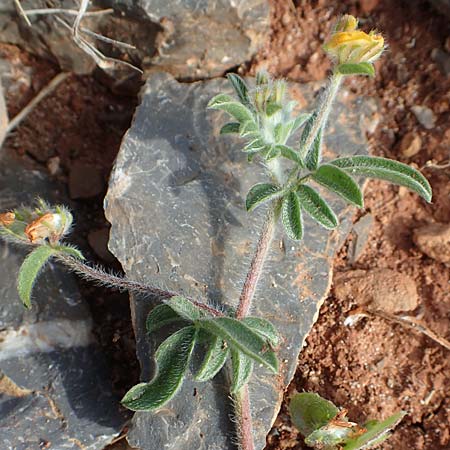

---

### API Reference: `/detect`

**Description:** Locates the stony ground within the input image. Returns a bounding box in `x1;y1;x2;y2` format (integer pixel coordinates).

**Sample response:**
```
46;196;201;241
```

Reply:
1;0;449;449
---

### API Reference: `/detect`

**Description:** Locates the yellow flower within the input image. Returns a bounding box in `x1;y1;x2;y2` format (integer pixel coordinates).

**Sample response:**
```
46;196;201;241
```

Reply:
24;210;72;244
324;15;384;65
0;212;15;226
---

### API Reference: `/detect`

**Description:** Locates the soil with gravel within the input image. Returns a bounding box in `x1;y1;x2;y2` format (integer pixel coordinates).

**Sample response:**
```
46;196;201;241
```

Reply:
1;0;449;449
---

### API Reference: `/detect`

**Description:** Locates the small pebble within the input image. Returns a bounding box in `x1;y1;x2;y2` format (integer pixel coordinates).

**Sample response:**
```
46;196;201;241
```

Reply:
411;105;436;129
400;132;422;157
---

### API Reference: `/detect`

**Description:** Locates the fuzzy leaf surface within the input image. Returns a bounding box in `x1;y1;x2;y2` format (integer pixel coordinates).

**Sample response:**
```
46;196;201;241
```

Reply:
343;412;406;450
146;304;184;334
337;62;375;77
199;317;278;372
289;392;339;437
331;156;432;202
297;185;338;230
54;244;85;260
304;126;323;170
282;192;303;241
242;317;280;347
227;73;251;107
230;349;253;393
312;164;363;207
208;94;254;124
121;326;196;411
276;144;303;165
167;296;206;321
246;183;281;212
299;112;317;155
220;122;240;134
18;246;56;308
194;334;229;382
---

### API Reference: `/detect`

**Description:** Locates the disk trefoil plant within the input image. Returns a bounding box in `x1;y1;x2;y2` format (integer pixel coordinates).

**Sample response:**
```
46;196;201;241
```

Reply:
0;16;431;450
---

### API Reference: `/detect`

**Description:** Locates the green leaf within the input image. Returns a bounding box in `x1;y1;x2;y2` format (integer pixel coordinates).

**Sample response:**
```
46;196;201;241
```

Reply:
291;113;312;134
146;304;184;334
242;317;280;347
18;246;56;308
312;164;363;207
243;138;267;154
304;126;323;170
331;156;432;203
343;411;406;450
194;334;229;382
282;192;303;241
263;145;281;161
305;423;354;448
220;122;240;134
297;185;338;230
276;144;303;165
299;112;317;154
54;244;85;260
337;62;375;77
227;73;251;107
167;296;206;321
239;120;259;138
289;392;339;437
121;326;196;411
199;317;278;372
266;102;282;116
230;349;253;393
246;183;281;212
208;94;254;124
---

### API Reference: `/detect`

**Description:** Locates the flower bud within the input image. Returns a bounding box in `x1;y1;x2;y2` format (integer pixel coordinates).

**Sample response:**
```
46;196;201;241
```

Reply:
324;15;384;65
24;208;72;244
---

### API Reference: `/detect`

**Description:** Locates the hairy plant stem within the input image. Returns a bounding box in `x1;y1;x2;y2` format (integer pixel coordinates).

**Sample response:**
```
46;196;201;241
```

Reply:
55;253;223;317
234;73;344;450
299;72;342;159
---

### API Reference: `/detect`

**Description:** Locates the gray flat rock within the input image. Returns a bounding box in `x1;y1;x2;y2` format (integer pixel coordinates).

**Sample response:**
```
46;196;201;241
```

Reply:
0;0;269;78
0;157;128;449
105;73;374;450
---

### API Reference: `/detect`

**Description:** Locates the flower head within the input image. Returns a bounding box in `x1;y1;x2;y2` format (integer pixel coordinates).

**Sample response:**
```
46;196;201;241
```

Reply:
0;212;15;226
324;15;384;65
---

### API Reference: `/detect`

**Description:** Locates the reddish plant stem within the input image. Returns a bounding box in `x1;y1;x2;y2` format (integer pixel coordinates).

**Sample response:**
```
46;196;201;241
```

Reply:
56;253;223;316
234;207;277;450
236;208;276;319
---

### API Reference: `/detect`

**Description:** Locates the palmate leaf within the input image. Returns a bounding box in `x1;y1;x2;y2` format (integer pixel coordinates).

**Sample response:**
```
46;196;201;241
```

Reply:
289;392;339;437
121;326;196;411
146;304;185;334
304;126;323;170
336;62;375;77
242;317;280;347
208;94;254;124
195;333;229;382
312;164;363;207
227;73;251;108
297;185;338;230
331;156;432;202
18;246;56;308
220;122;240;134
282;192;303;241
246;183;282;212
343;411;406;450
230;349;253;393
199;317;278;372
